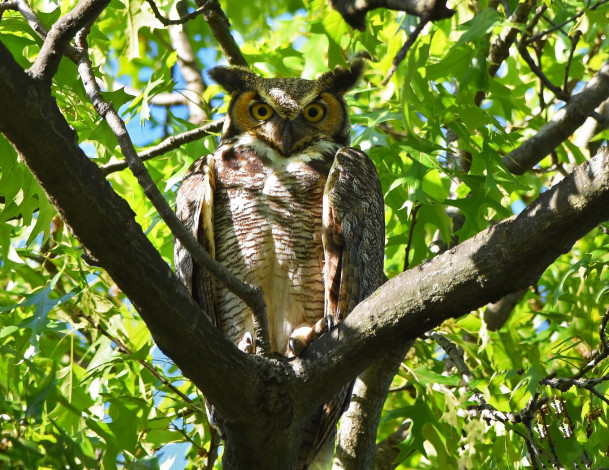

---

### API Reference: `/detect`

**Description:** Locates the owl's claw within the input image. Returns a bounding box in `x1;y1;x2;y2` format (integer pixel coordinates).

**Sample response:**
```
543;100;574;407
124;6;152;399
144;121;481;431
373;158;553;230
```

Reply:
288;336;307;357
238;332;255;354
325;315;335;332
288;316;335;357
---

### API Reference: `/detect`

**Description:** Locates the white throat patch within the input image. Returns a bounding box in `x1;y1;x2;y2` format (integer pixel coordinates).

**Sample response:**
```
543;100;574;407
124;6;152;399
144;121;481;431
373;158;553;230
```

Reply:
235;135;339;166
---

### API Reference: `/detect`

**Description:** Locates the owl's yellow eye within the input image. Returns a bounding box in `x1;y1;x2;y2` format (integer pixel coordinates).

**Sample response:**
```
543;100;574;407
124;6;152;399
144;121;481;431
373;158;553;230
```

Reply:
302;103;326;123
250;102;274;121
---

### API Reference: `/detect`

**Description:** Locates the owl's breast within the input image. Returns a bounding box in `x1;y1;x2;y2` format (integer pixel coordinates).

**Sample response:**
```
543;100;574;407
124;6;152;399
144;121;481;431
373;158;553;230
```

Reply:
213;144;334;353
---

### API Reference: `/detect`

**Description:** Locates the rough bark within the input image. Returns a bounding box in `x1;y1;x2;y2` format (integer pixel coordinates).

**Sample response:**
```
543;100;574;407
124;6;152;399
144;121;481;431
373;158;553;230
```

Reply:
0;42;257;420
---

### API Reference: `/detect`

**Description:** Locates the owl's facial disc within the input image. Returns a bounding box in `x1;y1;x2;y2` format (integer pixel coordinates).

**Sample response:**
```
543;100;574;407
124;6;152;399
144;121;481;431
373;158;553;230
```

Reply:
255;98;345;156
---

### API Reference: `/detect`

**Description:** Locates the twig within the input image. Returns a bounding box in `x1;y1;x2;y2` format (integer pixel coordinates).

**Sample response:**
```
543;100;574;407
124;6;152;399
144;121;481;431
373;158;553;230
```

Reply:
144;0;209;26
519;45;569;101
524;0;609;46
601;307;609;352
403;204;420;271
517;5;570;102
381;17;430;86
563;30;582;93
541;308;609;390
78;310;197;405
101;119;223;175
503;58;609;174
197;0;247;67
75;27;271;355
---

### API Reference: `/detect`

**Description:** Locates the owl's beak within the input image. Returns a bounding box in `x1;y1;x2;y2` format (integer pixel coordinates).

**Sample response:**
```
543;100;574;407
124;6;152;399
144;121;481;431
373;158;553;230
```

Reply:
278;121;293;156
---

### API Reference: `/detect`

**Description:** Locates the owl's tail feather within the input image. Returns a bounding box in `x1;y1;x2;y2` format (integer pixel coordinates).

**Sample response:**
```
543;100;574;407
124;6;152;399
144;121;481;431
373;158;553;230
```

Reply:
298;381;354;469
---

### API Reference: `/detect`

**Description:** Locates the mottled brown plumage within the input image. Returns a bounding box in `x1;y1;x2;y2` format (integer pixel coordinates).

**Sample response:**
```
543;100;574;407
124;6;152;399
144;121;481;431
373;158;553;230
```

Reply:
174;61;385;469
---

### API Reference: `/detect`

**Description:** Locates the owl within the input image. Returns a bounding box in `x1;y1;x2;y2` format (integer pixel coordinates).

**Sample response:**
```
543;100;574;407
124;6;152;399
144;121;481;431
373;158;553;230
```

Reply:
174;60;385;469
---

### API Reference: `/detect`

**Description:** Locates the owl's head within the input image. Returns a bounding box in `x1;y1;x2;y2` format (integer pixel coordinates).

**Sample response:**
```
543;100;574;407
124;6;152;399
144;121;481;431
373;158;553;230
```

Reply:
208;61;364;158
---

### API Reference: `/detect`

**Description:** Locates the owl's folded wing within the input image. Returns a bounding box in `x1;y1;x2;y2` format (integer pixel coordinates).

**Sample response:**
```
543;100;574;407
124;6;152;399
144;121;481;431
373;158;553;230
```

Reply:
174;155;218;327
299;147;386;468
322;146;385;323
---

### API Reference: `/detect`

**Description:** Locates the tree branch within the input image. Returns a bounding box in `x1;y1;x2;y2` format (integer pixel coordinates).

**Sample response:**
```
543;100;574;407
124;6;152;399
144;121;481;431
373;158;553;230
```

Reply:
329;0;454;30
334;341;413;470
523;0;609;47
167;0;208;124
371;419;412;470
78;310;197;406
195;0;247;67
295;146;609;405
474;0;536;107
27;0;109;83
144;0;209;26
101;119;223;175
0;39;258;420
483;288;528;330
487;0;536;78
381;17;430;86
3;0;82;62
503;59;609;174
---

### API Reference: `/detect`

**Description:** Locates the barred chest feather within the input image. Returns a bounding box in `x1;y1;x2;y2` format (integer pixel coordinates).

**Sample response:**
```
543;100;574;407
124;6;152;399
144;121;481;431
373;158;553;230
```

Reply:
212;140;336;354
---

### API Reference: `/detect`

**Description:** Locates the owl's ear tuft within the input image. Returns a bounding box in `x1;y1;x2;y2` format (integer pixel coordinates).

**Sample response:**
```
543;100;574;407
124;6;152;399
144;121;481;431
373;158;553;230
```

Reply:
319;59;366;95
208;66;256;93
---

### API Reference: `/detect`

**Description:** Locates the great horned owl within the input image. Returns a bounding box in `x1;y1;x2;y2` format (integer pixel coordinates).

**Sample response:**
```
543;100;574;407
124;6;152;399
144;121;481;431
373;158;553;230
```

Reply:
174;61;385;469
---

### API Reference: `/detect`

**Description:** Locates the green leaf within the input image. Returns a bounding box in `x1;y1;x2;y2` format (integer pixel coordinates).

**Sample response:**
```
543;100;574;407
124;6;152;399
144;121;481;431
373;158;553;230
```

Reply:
412;365;460;386
2;273;79;349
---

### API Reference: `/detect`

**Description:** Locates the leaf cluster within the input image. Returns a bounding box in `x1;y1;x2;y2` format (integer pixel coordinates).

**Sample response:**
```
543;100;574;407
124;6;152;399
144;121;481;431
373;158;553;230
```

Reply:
2;0;609;468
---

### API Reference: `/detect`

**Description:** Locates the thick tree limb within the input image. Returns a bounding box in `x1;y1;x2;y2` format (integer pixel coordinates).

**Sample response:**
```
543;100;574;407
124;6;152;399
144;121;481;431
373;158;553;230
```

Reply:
0;39;257;422
295;146;609;405
503;59;609;174
4;2;609;463
329;0;453;30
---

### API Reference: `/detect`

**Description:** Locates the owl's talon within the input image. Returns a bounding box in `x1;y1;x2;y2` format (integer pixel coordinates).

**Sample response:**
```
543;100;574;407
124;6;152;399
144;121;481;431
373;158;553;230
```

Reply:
325;315;335;332
288;323;319;356
289;336;306;357
238;332;255;354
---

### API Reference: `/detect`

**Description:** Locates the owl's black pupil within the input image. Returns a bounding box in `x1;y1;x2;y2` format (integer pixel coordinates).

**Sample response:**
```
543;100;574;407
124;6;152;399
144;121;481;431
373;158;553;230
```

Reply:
308;107;318;118
257;106;268;116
